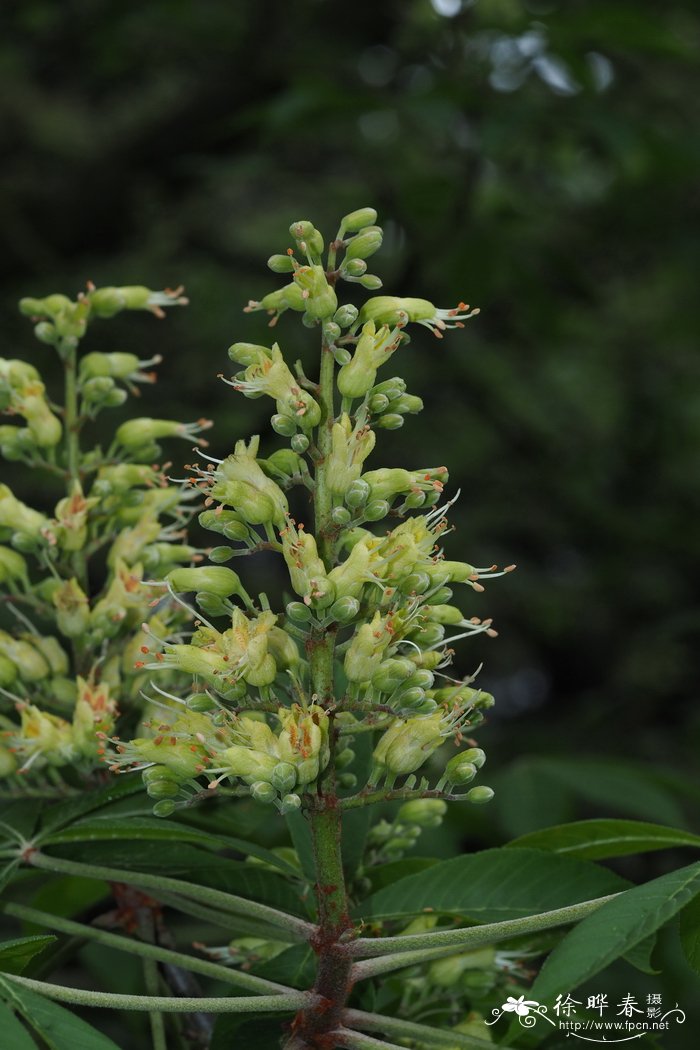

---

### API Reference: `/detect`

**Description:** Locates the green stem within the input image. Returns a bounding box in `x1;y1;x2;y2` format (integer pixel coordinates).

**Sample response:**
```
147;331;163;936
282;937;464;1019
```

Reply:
61;336;81;488
143;957;167;1050
349;894;618;959
342;1009;501;1050
284;327;356;1049
0;973;309;1013
332;1030;410;1050
24;850;316;941
3;901;290;995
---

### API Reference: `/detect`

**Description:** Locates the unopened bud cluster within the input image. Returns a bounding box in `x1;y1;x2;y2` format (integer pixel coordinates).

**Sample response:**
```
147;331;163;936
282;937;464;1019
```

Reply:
0;282;202;783
104;208;509;820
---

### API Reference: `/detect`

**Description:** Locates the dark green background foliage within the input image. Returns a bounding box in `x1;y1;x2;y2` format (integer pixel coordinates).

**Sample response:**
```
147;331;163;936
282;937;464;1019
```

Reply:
1;0;699;1020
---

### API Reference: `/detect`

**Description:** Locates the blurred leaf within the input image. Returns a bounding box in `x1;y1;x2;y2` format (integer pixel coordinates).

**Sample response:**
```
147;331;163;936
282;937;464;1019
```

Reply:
0;974;122;1050
507;819;700;859
357;847;628;921
43;816;298;875
37;775;145;837
365;857;439;893
0;1001;36;1050
532;759;687;826
0;860;20;896
0;936;56;975
284;810;315;882
44;841;308;916
210;1014;282;1050
679;891;700;977
531;862;700;1002
622;931;660;975
252;943;316;989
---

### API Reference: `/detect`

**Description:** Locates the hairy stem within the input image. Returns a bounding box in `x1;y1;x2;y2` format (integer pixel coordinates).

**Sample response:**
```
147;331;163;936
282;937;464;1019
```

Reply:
342;1009;500;1050
0;973;310;1013
286;328;355;1048
349;894;619;959
23;850;316;941
3;901;288;994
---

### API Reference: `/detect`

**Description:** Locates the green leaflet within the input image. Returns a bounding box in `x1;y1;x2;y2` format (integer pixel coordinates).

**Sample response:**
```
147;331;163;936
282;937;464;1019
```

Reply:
357;847;628;921
0;975;122;1050
531;861;700;1003
507;818;700;860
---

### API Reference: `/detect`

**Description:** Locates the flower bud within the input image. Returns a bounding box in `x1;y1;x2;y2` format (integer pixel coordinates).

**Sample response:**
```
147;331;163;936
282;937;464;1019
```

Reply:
0;545;28;585
388;393;424;415
333;304;359;329
466;785;494;804
0;653;18;688
444;757;477;785
359;296;478;336
0;631;50;681
368;393;390;413
364;499;389;521
370;377;406;400
267;254;295;274
271;413;297;436
335;747;355;769
359;275;383;290
342;258;367;277
250;781;278;804
89;285;187;318
409;623;444;648
323;321;342;342
0;484;49;541
372;658;416;692
208;545;234;564
19;294;72;320
345;227;383;261
152;800;177;817
267;626;301;670
429;604;464;626
374;413;404;430
228;342;272;367
199;508;247;537
146;777;181;799
345;479;371;508
280;793;302;813
329;596;360;624
33;321;57;345
394;687;428;713
397;799;447;828
341;207;378;233
116;417;211;450
407;668;435;690
460;747;486;769
26;635;69;676
166;566;243;599
399;572;431;595
286;601;312;623
270;762;297;793
331;506;352;526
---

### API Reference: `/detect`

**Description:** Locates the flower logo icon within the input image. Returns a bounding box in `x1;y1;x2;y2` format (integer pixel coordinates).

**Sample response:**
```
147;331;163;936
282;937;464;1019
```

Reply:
502;995;540;1017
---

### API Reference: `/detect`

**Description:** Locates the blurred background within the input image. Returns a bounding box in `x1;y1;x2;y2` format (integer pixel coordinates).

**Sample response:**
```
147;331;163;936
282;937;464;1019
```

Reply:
1;0;699;1010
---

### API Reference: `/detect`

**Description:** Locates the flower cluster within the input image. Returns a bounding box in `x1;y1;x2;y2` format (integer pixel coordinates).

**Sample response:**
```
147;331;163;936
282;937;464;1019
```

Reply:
0;283;204;782
104;208;509;819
